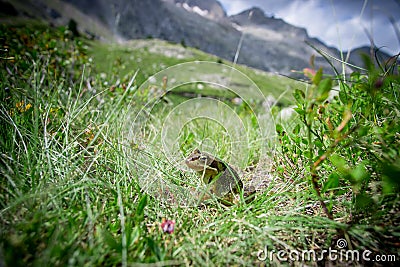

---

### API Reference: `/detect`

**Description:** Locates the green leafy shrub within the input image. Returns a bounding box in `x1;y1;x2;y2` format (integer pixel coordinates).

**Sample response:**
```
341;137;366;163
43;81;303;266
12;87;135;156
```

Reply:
275;51;400;250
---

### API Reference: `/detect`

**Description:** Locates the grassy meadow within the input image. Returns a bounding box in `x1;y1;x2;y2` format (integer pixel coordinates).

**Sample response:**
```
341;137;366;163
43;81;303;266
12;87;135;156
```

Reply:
1;20;399;266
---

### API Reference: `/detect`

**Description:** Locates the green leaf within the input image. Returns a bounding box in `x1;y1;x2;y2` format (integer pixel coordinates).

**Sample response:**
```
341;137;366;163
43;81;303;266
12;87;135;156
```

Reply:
292;136;301;145
350;71;361;80
357;125;370;137
350;164;368;183
187;132;194;141
292;124;301;135
251;113;258;128
147;237;163;261
128;226;140;247
314;140;323;148
136;194;147;217
293;89;305;103
382;160;400;194
322;172;340;193
330;154;348;174
316;78;332;102
354;193;375;212
103;229;121;251
361;53;375;72
275;124;283;135
281;135;289;144
293;107;305;116
339;89;347;103
312;68;323;85
270;105;279;117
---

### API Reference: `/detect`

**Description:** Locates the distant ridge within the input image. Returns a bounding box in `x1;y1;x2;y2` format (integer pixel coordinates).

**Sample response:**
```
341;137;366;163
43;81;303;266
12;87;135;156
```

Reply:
3;0;395;76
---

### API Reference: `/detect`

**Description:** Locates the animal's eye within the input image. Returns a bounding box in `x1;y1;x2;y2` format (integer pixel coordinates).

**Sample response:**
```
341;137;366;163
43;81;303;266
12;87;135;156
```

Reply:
200;156;207;161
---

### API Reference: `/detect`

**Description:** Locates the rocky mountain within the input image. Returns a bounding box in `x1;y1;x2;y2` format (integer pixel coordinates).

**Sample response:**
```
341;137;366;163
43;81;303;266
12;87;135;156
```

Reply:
344;46;396;69
116;0;240;60
4;0;392;77
227;7;344;75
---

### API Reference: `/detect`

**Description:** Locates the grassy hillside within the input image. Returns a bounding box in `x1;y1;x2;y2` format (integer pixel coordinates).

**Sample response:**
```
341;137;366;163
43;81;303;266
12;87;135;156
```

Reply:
1;20;399;266
88;38;299;104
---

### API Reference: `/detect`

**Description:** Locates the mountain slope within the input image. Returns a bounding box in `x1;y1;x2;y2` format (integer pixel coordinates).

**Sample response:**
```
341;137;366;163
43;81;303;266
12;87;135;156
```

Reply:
5;0;393;77
228;7;343;75
344;46;397;68
64;0;343;76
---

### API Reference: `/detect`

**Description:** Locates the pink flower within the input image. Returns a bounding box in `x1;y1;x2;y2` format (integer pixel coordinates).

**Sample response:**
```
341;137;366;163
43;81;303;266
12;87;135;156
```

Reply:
161;218;175;234
303;68;316;79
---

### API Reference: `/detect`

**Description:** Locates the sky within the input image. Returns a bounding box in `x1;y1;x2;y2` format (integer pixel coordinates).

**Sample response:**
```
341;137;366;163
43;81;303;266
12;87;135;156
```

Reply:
218;0;400;54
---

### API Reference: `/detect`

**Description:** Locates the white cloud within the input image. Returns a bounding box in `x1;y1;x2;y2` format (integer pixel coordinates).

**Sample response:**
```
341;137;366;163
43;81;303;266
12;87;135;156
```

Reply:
218;0;400;54
367;15;400;52
326;17;370;50
277;1;331;36
220;0;249;15
276;1;371;52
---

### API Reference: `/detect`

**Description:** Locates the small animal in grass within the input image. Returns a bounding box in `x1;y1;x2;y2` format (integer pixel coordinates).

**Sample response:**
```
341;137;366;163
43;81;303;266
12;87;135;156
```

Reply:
185;148;254;204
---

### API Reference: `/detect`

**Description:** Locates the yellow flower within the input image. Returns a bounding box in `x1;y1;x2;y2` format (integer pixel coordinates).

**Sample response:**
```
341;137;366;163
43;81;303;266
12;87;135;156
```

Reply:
15;100;24;110
16;101;32;112
25;103;32;111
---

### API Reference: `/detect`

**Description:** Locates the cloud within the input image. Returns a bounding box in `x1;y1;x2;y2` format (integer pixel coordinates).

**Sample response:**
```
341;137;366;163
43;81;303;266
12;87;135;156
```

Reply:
220;0;250;15
218;0;400;54
325;16;371;50
278;1;372;51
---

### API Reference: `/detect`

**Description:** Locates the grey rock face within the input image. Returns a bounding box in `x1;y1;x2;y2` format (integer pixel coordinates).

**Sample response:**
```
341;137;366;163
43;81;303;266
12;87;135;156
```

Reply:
46;0;395;76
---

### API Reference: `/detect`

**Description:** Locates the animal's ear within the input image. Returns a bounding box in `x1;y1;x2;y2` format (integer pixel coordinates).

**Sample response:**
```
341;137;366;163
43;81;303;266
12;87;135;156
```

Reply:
193;148;200;153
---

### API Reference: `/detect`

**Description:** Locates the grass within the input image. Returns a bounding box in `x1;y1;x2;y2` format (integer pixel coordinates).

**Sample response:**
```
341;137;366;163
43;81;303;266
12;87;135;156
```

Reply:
1;20;400;266
88;39;298;105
